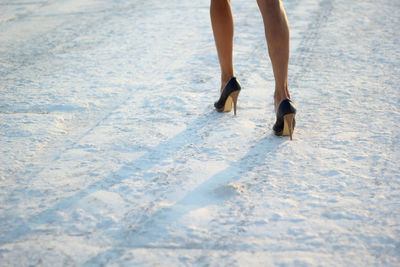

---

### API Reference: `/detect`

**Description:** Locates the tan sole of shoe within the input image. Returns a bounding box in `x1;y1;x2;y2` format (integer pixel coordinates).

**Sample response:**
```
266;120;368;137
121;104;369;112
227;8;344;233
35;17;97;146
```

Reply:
222;96;233;113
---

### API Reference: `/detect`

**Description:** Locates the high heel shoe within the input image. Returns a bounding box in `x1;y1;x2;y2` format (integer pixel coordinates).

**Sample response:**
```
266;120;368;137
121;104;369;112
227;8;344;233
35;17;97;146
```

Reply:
214;77;241;115
273;99;297;140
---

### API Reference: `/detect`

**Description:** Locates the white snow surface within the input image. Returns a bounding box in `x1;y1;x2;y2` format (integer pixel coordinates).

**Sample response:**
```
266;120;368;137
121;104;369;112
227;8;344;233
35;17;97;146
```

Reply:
1;0;399;266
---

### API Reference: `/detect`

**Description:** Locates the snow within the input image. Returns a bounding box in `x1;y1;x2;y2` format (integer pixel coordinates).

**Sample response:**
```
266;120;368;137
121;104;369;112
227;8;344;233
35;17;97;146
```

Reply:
1;0;399;266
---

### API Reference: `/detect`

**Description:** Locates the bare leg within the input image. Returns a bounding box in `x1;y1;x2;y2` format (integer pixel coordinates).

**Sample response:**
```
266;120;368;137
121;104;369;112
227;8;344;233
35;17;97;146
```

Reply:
210;0;234;91
257;0;291;111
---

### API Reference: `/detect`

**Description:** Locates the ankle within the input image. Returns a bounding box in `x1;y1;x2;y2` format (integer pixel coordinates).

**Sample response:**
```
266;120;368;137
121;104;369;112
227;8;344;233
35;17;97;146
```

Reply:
221;73;234;90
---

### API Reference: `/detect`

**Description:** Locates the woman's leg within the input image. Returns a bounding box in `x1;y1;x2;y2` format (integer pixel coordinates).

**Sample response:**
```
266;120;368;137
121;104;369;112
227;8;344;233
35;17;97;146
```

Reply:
257;0;291;111
210;0;234;91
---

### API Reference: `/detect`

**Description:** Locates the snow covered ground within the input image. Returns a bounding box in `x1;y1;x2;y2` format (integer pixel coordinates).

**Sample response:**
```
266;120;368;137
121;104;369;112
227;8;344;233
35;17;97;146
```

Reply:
1;0;399;265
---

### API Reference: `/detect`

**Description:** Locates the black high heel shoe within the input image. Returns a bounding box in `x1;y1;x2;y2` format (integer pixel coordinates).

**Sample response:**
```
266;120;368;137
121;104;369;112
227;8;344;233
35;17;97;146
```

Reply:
214;77;241;115
273;99;297;140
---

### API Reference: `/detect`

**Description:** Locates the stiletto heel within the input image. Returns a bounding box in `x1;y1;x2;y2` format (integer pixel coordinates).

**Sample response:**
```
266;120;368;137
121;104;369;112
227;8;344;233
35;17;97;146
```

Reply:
273;99;297;140
283;113;295;140
230;90;240;115
214;77;241;115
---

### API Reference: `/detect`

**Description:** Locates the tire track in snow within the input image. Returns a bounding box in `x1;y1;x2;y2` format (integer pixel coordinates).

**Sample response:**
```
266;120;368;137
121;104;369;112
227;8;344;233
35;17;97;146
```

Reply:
289;0;334;89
